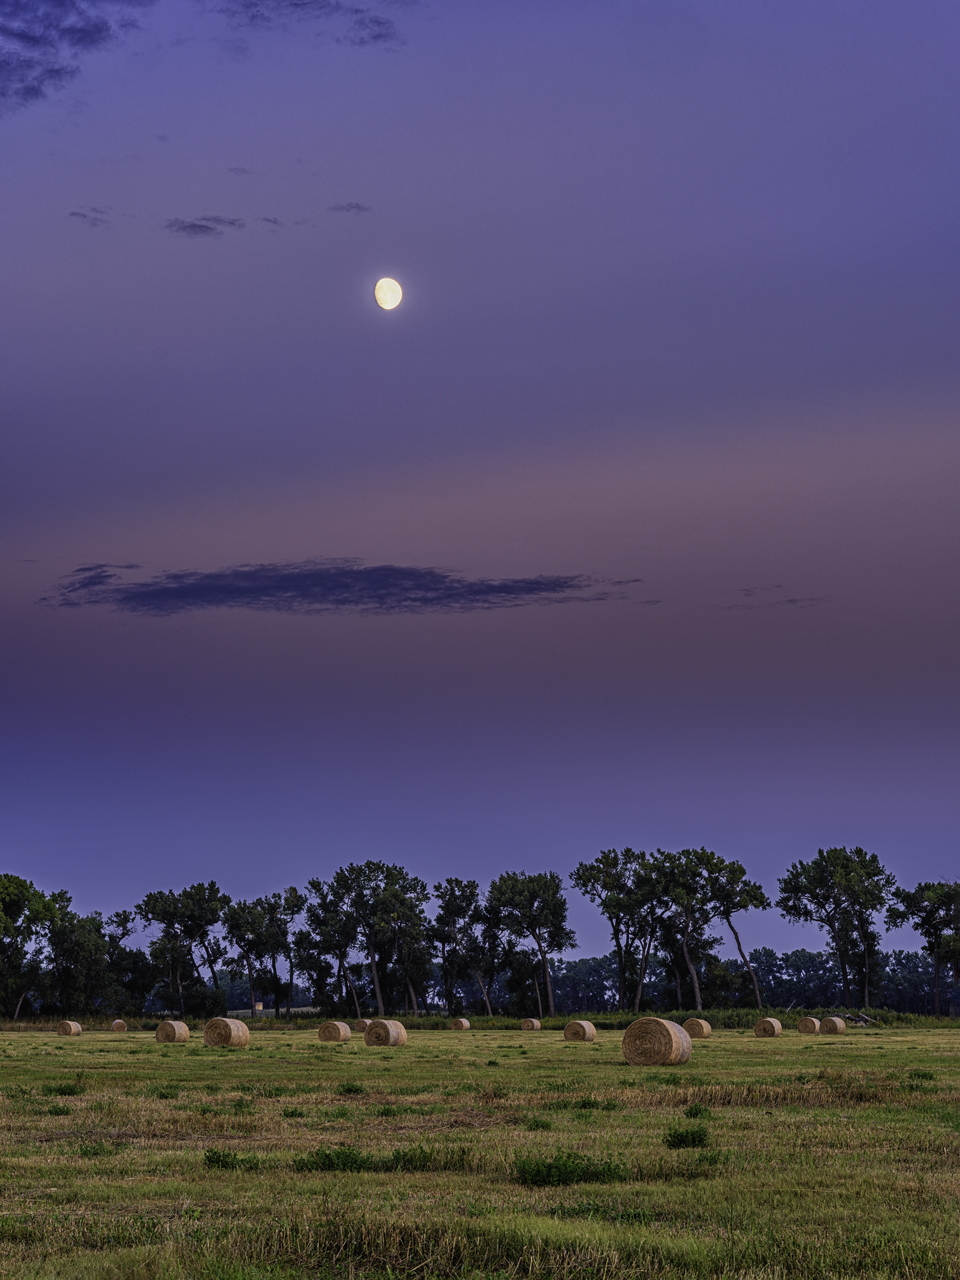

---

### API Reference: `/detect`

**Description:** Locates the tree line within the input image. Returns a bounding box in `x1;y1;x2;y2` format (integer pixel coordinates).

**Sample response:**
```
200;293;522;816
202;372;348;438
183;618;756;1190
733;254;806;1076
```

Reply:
2;846;958;1020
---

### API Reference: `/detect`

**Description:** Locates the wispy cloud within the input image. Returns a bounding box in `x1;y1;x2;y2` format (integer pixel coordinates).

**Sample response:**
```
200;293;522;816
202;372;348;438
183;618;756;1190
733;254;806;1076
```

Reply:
212;0;404;47
43;558;628;616
69;206;109;227
0;0;155;114
720;593;827;611
329;201;370;214
164;214;244;237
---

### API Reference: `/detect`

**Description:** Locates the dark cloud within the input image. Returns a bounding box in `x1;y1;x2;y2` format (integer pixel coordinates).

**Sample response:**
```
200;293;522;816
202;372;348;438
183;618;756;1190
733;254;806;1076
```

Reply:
228;165;249;174
721;596;828;611
329;201;370;214
0;0;154;114
43;558;622;616
164;215;243;237
261;215;282;225
1;0;402;117
165;218;222;237
69;207;109;226
212;0;403;46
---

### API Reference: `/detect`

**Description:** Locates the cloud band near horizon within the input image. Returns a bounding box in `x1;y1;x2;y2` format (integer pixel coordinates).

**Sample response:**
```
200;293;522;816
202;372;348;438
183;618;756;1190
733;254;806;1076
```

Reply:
44;559;639;616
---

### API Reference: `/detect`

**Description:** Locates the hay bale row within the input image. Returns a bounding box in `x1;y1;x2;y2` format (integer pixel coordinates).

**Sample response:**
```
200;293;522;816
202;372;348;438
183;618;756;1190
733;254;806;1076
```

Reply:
798;1016;820;1034
354;1019;372;1033
683;1018;711;1039
622;1017;692;1065
821;1015;846;1035
754;1017;782;1038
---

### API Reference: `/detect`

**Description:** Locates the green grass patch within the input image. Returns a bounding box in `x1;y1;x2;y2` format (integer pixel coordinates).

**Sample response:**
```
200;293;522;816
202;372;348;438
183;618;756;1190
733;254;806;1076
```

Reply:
513;1149;630;1186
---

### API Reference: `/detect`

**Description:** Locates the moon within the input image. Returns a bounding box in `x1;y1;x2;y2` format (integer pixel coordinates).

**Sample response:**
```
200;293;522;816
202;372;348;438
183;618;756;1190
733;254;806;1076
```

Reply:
374;277;402;310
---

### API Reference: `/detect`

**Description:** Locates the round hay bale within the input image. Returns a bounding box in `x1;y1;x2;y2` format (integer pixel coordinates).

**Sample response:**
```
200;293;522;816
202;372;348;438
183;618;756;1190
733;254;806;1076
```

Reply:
683;1018;712;1039
57;1021;82;1037
156;1020;189;1044
203;1017;250;1049
111;1019;127;1033
821;1016;846;1035
521;1018;541;1031
797;1016;821;1034
563;1020;597;1043
622;1017;692;1065
451;1018;470;1031
318;1021;351;1043
363;1019;407;1048
754;1017;782;1038
354;1019;371;1033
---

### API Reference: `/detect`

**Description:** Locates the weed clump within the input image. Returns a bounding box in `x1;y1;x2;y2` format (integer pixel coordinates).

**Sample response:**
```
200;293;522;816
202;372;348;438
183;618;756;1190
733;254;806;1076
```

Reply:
523;1115;553;1131
684;1102;713;1119
338;1082;366;1096
664;1123;710;1149
203;1148;262;1171
514;1149;629;1186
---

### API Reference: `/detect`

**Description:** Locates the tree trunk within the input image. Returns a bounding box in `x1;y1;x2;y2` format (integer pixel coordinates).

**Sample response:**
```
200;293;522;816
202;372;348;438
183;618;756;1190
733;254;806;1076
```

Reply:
343;965;362;1020
202;942;221;989
533;969;543;1020
725;915;763;1010
632;935;652;1013
680;921;703;1011
13;991;26;1020
474;969;493;1017
286;953;295;1020
614;936;626;1011
537;945;556;1016
406;976;419;1015
934;950;941;1018
246;957;256;1016
671;964;682;1007
369;952;385;1017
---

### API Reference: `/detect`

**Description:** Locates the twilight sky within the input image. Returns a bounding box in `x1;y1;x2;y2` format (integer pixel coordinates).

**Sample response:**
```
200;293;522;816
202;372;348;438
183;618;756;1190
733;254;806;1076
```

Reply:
2;0;958;956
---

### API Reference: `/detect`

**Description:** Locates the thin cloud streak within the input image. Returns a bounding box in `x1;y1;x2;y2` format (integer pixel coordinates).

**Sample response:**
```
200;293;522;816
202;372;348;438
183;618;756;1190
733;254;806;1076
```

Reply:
44;559;633;616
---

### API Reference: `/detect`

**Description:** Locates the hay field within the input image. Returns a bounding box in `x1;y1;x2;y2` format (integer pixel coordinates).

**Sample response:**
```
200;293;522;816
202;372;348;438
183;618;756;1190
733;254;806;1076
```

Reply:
2;1023;960;1279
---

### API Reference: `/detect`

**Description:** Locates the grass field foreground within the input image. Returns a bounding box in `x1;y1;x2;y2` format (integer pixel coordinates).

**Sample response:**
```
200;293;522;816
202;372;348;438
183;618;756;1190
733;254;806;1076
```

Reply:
2;1022;960;1278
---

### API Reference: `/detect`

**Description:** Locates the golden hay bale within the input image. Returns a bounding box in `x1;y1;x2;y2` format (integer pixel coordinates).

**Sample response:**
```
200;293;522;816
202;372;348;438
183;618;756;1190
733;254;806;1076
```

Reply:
363;1019;407;1048
451;1018;470;1031
203;1017;250;1049
521;1018;541;1031
57;1021;82;1037
156;1020;189;1044
754;1017;782;1038
111;1020;127;1033
563;1020;597;1043
821;1016;846;1035
354;1019;371;1033
683;1018;712;1039
797;1016;821;1034
622;1017;692;1065
318;1021;351;1043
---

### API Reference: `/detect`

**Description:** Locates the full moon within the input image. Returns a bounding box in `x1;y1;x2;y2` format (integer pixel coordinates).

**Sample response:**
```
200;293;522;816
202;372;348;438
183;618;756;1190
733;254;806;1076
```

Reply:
374;277;403;310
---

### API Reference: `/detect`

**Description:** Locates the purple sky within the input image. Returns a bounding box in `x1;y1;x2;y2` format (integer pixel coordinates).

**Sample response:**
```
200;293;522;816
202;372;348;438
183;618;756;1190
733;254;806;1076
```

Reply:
2;0;958;957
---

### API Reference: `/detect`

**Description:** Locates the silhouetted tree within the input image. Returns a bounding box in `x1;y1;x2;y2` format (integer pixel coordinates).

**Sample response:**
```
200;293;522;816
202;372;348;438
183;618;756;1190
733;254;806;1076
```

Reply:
487;870;575;1016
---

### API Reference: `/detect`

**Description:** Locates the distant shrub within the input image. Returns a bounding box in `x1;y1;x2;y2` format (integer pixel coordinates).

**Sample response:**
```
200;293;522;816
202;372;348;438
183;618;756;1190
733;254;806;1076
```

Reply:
203;1148;262;1171
514;1149;629;1186
684;1103;713;1119
664;1124;710;1149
